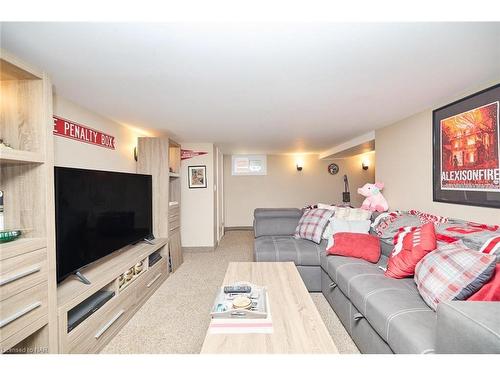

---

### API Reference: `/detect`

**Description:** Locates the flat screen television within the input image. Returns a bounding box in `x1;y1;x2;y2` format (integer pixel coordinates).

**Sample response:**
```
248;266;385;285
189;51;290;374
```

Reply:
55;167;153;283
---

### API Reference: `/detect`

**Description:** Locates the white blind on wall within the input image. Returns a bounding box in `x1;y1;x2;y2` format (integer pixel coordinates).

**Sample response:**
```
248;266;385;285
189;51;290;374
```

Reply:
231;155;267;176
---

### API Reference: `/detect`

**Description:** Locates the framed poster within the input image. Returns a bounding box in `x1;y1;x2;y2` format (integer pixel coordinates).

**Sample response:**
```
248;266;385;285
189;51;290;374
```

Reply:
432;84;500;208
188;165;207;189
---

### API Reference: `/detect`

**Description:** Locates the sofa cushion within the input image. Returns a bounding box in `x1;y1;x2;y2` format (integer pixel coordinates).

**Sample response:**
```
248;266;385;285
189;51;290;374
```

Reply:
324;254;437;353
436;301;500;354
254;235;326;266
370;228;393;258
356;278;436;354
323;255;382;294
253;208;303;237
294;208;334;244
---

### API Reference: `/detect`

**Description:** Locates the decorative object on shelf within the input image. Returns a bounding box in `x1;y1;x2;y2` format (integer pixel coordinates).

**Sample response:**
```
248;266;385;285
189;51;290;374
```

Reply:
188;165;207;189
134;261;144;275
362;159;369;170
118;259;148;291
342;175;350;204
0;229;21;243
432;84;500;208
358;182;389;212
328;163;339;175
181;149;208;160
0;139;13;150
124;268;134;281
53;116;116;150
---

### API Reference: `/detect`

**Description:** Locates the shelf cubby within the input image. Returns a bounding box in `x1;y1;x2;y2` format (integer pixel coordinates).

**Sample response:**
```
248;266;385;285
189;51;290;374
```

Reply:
0;49;56;354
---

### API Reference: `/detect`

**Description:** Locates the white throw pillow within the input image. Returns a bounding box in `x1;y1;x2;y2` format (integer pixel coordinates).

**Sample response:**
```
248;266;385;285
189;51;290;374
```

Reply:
317;203;336;210
323;218;372;249
334;207;372;221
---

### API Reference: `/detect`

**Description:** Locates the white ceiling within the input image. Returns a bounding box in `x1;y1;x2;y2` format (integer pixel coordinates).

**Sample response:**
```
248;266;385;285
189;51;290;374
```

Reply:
1;22;499;154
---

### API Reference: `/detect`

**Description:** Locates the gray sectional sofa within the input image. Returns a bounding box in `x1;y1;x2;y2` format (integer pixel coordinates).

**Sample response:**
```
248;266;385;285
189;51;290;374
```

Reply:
253;208;500;354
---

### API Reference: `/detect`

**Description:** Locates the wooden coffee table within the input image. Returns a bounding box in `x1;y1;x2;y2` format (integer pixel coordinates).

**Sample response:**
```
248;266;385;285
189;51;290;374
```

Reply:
200;262;338;354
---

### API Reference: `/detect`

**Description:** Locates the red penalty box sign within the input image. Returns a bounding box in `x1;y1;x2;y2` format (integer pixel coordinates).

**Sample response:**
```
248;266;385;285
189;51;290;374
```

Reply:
53;116;116;150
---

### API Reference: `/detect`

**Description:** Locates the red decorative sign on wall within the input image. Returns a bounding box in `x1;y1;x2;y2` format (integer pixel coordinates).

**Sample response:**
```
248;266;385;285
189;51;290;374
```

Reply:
53;116;116;150
181;149;208;160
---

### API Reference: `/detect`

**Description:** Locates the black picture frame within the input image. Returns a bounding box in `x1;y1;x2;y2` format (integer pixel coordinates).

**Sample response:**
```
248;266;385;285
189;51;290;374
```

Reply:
188;165;207;189
432;84;500;209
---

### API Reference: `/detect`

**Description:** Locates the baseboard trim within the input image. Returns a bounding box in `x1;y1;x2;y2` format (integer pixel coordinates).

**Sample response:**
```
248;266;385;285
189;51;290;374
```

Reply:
182;246;215;253
225;226;254;231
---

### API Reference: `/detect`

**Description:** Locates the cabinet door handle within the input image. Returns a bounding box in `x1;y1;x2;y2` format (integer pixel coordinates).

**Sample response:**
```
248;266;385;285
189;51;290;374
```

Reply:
94;310;125;339
0;266;41;286
146;273;162;288
0;302;42;328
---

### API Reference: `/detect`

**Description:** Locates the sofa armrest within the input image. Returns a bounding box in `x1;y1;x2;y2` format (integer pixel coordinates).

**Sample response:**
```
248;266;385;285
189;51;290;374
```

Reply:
436;301;500;354
253;208;302;238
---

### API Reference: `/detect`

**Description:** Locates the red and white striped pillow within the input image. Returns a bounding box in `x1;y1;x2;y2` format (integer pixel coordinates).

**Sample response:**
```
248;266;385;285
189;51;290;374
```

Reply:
480;236;500;256
414;241;496;310
294;208;334;244
385;223;437;279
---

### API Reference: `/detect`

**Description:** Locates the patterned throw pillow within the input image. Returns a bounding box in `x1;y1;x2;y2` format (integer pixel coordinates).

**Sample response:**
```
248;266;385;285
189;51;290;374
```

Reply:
414;242;496;310
374;210;500;262
294;208;334;244
385;223;437;279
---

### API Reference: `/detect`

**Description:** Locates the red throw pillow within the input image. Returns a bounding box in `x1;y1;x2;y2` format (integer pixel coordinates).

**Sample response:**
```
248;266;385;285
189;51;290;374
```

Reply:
468;264;500;301
385;222;437;279
327;232;380;263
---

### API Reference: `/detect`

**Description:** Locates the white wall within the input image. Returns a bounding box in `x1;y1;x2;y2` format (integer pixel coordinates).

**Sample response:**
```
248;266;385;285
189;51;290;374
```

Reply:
224;152;376;227
180;143;215;248
376;83;499;225
53;95;143;173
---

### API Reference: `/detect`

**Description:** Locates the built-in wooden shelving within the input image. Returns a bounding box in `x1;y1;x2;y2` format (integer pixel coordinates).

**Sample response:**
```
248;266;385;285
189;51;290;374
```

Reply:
136;137;183;274
0;49;57;353
168;139;182;271
56;238;169;353
0;148;45;165
0;237;47;261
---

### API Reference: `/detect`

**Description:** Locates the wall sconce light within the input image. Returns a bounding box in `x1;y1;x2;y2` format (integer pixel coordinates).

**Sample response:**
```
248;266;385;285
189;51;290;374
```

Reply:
134;146;138;162
296;158;304;171
362;159;369;170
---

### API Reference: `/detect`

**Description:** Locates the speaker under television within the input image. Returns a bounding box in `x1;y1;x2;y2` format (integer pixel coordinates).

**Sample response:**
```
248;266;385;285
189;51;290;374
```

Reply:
67;290;115;332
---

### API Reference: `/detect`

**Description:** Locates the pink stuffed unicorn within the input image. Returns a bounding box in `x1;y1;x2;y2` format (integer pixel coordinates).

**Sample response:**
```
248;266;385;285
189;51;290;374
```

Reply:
357;182;389;212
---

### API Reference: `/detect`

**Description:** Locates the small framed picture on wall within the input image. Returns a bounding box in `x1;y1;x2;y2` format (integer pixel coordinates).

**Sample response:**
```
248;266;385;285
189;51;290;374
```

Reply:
188;165;207;189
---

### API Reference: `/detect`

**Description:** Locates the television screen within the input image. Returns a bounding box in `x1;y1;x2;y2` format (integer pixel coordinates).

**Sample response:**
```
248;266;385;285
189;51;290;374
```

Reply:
55;167;153;283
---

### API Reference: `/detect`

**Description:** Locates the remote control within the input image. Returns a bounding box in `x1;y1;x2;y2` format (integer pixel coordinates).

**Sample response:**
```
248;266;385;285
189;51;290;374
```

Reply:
223;285;251;294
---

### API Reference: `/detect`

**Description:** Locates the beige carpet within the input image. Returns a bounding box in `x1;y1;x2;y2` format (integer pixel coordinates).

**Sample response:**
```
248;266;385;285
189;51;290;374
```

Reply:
102;230;359;354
